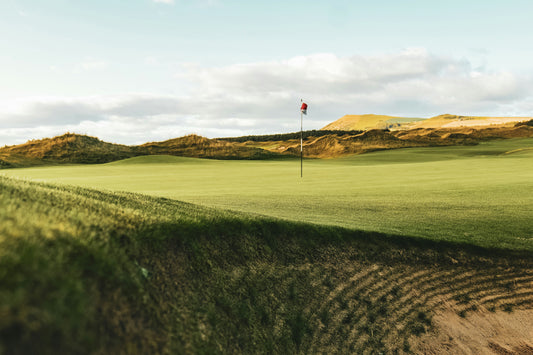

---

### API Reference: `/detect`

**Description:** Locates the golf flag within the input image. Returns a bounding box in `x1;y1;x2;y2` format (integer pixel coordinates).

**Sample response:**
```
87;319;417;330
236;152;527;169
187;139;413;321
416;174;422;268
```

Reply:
300;102;308;115
299;100;307;177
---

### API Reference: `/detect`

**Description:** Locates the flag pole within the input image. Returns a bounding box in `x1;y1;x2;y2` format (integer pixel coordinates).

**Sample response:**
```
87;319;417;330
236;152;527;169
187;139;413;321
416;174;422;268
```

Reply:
300;99;303;178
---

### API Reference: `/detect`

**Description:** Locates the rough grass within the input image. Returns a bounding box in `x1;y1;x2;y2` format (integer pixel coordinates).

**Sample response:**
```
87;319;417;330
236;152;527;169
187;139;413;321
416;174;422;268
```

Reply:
4;138;533;252
1;176;532;354
0;133;135;166
0;133;279;168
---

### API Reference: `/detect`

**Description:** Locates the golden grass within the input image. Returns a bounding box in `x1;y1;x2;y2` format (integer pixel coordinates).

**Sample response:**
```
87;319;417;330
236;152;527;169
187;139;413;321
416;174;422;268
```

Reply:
322;114;405;130
324;114;533;131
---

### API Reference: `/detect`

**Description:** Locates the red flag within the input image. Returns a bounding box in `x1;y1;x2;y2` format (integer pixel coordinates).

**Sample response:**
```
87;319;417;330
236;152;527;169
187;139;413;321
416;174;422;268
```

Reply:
300;102;308;115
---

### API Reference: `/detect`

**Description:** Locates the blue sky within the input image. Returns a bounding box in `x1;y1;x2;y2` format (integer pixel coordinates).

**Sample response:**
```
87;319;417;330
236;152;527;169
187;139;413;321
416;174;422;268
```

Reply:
1;0;533;144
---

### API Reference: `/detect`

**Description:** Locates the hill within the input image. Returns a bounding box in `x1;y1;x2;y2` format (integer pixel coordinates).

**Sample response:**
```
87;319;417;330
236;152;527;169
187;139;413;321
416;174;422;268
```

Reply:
1;176;532;354
0;133;136;167
414;114;533;129
321;114;424;131
323;114;533;131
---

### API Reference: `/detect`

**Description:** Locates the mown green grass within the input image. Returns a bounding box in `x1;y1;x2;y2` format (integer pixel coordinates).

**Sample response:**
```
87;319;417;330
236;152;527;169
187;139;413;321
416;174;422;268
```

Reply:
2;138;533;251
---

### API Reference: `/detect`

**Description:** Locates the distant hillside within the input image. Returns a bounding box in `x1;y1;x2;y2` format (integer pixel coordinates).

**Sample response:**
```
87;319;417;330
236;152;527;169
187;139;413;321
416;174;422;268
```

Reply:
414;114;533;129
323;114;533;131
321;114;425;131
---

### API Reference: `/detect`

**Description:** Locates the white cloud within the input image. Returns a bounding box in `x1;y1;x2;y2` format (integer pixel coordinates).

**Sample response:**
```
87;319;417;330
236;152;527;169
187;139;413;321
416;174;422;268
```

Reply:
1;49;532;146
152;0;174;4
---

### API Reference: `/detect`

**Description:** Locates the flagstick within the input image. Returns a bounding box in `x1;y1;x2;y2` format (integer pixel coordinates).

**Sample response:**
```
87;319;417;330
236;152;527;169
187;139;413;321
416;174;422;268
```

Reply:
300;99;303;178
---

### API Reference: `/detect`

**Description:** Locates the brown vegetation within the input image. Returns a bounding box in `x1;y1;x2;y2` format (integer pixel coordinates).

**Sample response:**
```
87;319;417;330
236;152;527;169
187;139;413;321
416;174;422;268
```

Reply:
281;129;410;158
260;124;533;158
138;134;278;160
0;133;279;168
0;133;136;167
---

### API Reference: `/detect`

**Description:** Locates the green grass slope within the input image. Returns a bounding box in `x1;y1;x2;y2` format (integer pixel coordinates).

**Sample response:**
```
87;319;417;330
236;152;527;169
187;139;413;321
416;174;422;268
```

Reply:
1;177;532;354
4;138;533;251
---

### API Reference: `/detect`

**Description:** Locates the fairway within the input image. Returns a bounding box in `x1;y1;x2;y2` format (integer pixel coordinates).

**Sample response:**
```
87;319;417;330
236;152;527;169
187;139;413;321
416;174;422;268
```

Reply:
3;138;533;250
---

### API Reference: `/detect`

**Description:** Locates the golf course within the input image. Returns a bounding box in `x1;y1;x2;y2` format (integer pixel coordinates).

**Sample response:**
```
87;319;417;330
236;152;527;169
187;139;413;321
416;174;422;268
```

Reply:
1;136;533;354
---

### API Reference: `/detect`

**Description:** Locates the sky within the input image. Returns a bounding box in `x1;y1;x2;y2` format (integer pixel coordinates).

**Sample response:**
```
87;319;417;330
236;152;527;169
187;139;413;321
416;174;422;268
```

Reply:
1;0;533;145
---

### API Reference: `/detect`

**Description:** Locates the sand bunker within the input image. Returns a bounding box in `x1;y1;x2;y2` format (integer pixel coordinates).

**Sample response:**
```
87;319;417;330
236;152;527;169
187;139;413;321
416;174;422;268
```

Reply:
413;309;533;354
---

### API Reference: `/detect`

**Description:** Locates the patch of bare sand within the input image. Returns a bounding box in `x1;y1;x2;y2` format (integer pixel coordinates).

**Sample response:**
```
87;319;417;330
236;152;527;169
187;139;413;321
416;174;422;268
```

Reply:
412;307;533;354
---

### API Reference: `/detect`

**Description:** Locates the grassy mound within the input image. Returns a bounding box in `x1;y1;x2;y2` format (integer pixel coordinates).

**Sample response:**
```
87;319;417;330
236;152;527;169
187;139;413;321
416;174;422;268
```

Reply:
0;133;136;167
1;177;532;354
